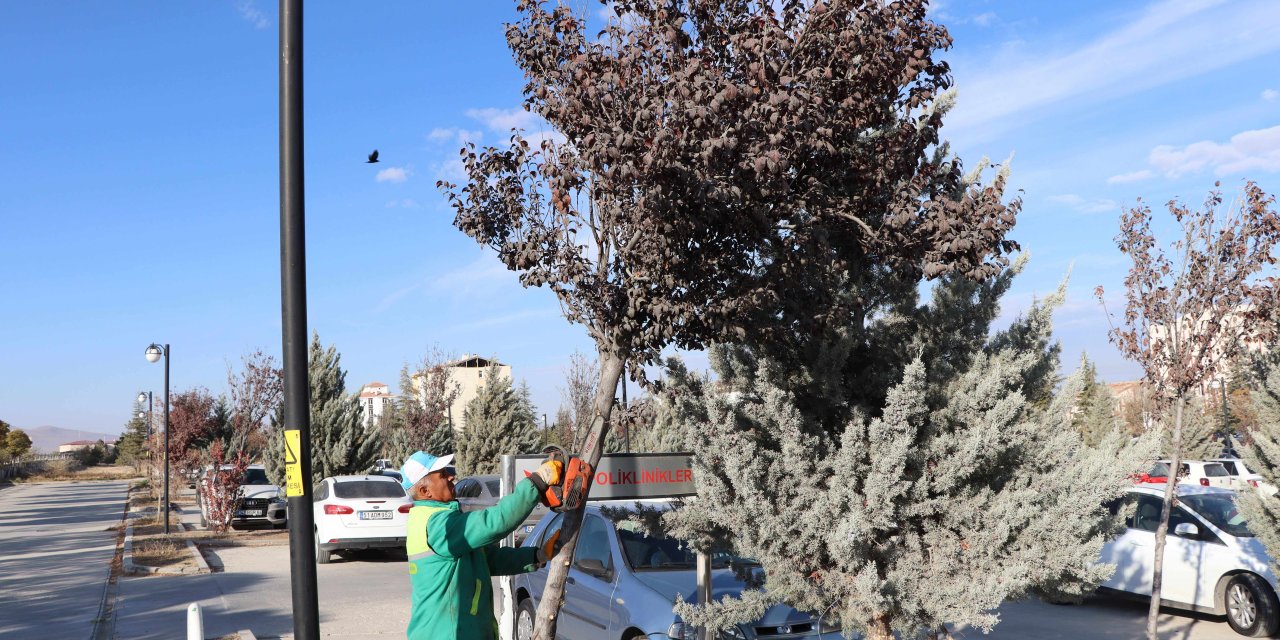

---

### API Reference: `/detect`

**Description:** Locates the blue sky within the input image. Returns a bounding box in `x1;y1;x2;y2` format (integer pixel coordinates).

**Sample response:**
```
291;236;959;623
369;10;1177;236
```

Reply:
1;0;1277;437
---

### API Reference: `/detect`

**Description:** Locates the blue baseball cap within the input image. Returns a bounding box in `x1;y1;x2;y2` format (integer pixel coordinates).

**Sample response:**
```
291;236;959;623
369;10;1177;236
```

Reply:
400;451;456;492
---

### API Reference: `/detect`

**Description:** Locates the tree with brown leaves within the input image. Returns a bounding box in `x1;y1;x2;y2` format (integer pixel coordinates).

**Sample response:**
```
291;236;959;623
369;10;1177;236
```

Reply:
441;1;1019;634
1098;181;1280;640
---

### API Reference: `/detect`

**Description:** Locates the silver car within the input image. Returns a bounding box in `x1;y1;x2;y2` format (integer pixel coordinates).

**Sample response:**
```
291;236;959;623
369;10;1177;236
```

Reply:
512;503;845;640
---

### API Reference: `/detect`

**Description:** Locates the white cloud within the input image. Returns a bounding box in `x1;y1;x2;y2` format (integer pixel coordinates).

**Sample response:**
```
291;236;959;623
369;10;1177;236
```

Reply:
1106;169;1156;184
428;128;482;146
947;0;1280;141
466;107;538;133
375;166;411;183
1264;89;1279;101
1148;124;1280;178
1049;193;1119;214
236;0;270;29
972;12;997;27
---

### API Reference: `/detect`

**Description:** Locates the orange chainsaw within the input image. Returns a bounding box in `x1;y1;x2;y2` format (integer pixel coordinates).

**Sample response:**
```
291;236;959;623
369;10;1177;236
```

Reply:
526;444;593;512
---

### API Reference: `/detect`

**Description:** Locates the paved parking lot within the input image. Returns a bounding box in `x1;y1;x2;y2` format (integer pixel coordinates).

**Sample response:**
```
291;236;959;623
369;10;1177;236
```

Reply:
114;538;1254;639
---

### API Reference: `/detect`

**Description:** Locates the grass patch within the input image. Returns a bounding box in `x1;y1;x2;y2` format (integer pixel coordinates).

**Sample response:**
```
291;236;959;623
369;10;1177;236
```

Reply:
133;537;186;566
21;461;144;483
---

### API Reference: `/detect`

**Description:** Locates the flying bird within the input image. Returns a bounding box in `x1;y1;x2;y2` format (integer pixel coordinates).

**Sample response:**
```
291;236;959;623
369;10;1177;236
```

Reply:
367;150;379;164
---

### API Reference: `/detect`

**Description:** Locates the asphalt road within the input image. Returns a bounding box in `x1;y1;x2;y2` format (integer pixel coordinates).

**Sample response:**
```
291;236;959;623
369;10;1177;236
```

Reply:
0;480;130;639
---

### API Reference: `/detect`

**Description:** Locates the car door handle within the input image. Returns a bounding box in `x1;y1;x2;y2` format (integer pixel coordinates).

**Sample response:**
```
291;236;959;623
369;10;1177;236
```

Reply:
566;577;575;585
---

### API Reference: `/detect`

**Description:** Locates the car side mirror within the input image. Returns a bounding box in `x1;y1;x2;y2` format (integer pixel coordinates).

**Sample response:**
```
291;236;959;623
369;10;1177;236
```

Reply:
1174;522;1200;538
575;558;610;580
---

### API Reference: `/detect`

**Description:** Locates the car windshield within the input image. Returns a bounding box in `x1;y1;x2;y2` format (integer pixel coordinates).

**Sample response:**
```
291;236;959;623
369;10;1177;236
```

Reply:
242;468;269;485
1203;463;1229;477
1150;462;1171;477
334;480;405;499
1179;493;1253;537
615;519;755;571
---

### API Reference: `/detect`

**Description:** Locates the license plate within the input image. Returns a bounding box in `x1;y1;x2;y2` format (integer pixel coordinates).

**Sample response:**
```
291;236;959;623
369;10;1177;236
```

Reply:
359;510;393;520
238;510;264;517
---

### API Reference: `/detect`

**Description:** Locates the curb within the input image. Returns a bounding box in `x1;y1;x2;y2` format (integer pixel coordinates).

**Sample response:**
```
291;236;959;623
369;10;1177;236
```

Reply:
123;513;210;575
237;630;257;640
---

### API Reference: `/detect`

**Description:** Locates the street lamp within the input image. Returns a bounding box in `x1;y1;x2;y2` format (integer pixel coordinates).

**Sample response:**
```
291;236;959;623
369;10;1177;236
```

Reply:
144;343;171;534
137;391;153;438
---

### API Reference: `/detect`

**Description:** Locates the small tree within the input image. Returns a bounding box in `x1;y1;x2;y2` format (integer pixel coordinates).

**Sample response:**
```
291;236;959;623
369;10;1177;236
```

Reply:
198;440;251;533
1098;181;1280;639
1073;355;1123;447
2;428;32;460
456;368;541;475
116;401;150;470
265;334;381;485
166;388;221;481
1237;355;1280;574
665;279;1153;639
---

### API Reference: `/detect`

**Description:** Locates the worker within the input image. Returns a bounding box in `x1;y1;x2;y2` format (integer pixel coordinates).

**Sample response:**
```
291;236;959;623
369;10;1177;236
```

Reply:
400;450;562;640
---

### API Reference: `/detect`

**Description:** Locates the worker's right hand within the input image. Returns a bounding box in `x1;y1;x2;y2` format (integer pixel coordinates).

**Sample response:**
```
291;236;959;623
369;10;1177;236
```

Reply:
535;459;563;486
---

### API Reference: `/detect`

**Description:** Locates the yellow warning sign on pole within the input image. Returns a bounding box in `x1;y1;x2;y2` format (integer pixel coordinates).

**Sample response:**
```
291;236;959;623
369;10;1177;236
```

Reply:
284;429;303;497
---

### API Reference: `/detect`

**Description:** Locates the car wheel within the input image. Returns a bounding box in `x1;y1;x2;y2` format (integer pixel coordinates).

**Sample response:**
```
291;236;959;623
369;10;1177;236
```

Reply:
315;533;331;565
1225;573;1280;637
516;598;536;640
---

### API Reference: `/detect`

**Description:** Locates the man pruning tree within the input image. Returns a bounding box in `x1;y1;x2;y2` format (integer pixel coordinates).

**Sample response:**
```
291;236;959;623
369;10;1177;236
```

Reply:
400;450;563;640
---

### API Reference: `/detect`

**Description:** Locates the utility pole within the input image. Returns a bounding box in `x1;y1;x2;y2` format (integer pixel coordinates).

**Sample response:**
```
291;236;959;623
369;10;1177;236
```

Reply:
280;1;319;638
1221;378;1232;453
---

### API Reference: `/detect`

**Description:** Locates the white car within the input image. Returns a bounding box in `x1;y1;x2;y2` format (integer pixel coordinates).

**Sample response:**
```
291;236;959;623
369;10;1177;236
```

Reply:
1150;459;1235;489
312;474;412;564
1211;458;1279;496
1100;484;1280;636
199;464;287;528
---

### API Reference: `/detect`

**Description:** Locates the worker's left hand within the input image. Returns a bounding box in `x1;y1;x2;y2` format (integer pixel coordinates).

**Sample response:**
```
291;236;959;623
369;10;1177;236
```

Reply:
535;459;563;486
537;530;562;564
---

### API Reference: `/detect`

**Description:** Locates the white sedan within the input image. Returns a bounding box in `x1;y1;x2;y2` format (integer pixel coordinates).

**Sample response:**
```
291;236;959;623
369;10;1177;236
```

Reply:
312;475;412;564
1100;484;1280;637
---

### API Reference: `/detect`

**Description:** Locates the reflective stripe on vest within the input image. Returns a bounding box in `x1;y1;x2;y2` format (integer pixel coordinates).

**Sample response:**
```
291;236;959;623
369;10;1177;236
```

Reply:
406;504;448;561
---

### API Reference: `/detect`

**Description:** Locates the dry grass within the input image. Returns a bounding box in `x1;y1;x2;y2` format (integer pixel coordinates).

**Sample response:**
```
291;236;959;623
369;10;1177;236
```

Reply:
22;461;143;483
133;537;186;566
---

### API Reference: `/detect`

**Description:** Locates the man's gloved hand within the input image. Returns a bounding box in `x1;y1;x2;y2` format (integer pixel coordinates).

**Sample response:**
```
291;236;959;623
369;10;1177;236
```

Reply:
536;530;562;564
536;459;563;486
526;458;564;500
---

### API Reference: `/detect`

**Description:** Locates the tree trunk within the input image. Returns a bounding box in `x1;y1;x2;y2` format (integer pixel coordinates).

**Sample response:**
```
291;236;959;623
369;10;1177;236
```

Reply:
865;614;893;640
532;352;625;640
1146;395;1184;640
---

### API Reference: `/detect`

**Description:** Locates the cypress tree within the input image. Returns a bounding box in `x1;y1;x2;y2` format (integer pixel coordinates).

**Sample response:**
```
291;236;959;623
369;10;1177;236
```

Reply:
663;270;1154;639
456;368;541;475
1237;357;1280;574
265;333;380;485
1073;355;1122;447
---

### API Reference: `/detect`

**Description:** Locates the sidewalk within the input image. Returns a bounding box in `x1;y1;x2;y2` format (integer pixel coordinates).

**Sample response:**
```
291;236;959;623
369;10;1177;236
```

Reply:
111;485;409;639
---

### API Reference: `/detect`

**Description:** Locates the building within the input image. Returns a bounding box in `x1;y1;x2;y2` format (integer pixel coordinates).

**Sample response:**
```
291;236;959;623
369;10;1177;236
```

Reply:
57;439;116;454
415;355;512;433
358;382;395;430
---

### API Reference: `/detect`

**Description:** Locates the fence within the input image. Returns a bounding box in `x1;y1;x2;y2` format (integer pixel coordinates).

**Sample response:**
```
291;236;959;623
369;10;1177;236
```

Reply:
0;453;68;481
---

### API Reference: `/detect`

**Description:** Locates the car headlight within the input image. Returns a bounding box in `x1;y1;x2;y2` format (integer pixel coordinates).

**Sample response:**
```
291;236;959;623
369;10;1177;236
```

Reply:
668;622;693;639
719;625;746;640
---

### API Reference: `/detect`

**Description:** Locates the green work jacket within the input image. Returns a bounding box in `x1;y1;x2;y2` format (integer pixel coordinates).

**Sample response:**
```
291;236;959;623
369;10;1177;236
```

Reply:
406;478;541;640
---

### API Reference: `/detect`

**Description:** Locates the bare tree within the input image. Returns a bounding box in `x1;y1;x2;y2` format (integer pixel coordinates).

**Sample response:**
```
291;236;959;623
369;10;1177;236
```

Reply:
379;348;462;464
442;1;1019;634
558;350;598;450
1098;181;1279;639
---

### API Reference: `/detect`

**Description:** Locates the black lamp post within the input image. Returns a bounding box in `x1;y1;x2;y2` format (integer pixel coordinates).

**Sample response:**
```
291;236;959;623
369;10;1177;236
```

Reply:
144;343;171;534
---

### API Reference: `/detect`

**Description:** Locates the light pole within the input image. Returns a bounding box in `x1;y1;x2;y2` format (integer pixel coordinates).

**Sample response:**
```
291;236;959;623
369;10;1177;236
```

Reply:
144;343;171;534
137;391;153;438
1220;377;1232;454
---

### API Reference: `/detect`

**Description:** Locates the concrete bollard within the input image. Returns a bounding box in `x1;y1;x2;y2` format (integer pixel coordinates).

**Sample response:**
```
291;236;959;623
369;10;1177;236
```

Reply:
187;602;203;640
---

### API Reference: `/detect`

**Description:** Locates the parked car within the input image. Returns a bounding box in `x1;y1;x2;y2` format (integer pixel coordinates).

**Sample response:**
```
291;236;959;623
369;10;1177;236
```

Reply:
312;474;412;564
1099;484;1280;636
1142;460;1235;488
198;464;287;529
454;474;546;545
512;503;844;640
1211;458;1279;496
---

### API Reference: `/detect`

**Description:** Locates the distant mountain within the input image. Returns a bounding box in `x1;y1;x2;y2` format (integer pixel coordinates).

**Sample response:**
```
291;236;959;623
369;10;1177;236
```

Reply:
22;425;121;454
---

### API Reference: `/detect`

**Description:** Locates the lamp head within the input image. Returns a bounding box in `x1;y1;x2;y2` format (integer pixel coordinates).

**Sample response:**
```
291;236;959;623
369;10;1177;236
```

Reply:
137;391;147;404
145;344;163;363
